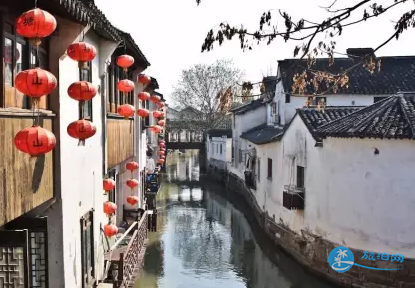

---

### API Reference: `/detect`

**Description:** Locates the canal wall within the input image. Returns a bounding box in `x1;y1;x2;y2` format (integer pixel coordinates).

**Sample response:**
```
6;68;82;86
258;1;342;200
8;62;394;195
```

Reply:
205;169;415;288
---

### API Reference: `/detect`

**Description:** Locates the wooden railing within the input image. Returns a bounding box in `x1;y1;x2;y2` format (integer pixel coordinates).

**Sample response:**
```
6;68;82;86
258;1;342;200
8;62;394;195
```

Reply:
117;211;148;288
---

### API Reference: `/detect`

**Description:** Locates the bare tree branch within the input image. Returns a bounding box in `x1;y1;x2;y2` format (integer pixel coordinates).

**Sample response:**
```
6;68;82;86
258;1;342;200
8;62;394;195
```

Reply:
171;59;243;132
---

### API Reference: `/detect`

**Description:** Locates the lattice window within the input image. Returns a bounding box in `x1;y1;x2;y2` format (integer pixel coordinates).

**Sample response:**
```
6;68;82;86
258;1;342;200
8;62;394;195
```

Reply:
0;246;25;288
80;211;95;288
29;232;47;288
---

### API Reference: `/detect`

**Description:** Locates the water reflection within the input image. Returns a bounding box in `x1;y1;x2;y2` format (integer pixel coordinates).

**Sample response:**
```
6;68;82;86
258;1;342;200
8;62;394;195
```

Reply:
135;150;335;288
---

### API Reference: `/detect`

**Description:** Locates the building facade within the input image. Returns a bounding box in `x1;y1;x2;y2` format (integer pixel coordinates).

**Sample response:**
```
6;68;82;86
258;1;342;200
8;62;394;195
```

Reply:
0;1;161;287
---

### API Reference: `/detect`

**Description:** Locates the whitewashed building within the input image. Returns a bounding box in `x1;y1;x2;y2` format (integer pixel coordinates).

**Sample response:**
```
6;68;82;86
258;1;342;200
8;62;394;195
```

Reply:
206;128;232;171
0;1;155;287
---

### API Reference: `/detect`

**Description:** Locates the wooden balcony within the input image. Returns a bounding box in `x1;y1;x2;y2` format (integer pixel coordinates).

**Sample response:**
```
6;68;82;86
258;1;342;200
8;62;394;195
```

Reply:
0;114;54;226
283;185;305;210
107;118;134;169
104;211;148;288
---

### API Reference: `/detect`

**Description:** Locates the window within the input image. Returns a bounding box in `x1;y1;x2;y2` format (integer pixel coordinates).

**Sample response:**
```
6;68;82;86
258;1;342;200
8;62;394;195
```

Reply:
239;149;242;163
267;158;272;179
211;143;214;154
257;158;261;181
107;170;116;203
297;166;305;188
314;97;326;106
285;93;290;103
106;59;135;114
271;102;277;114
2;20;31;109
216;143;218;153
80;211;95;288
374;97;386;103
79;62;93;120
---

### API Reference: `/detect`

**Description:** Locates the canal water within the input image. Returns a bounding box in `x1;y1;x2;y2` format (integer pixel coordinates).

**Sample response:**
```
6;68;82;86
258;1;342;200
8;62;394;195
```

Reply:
134;150;335;288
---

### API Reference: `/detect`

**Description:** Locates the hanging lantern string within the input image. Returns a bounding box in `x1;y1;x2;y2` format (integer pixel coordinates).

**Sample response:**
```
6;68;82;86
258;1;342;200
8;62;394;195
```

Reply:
34;0;38;8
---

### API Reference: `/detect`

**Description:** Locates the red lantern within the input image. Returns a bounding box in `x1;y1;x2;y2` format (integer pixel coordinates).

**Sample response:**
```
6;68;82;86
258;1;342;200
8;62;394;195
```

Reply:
158;120;165;126
157;102;164;108
14;125;56;157
127;196;139;206
15;68;57;98
103;178;115;192
67;42;97;69
117;79;134;93
150;95;161;103
104;224;118;237
103;201;117;215
158;159;165;164
160;155;166;159
159;142;165;148
138;92;150;101
126;161;139;172
138;74;151;85
158;151;165;156
126;179;139;188
153;111;162;118
67;119;96;145
116;55;134;71
137;108;150;118
15;8;57;46
150;125;162;134
68;81;97;101
117;104;135;119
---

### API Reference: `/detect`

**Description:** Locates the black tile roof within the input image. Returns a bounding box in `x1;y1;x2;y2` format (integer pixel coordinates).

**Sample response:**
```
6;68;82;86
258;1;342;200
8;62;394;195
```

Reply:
297;106;364;139
317;93;415;139
278;55;415;95
240;124;284;144
43;0;150;67
207;129;232;138
231;98;270;115
262;76;279;98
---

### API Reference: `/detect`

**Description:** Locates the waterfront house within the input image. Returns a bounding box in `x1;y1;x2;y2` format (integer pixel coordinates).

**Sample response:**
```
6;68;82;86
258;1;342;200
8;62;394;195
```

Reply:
0;1;154;287
274;48;415;126
206;128;232;172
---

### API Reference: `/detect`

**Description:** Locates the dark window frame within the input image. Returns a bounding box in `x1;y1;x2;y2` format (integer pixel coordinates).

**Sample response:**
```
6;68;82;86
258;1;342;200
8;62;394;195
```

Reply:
1;13;50;110
257;157;261;182
107;170;116;203
80;210;95;288
297;166;305;188
285;93;290;103
267;158;273;179
79;61;93;120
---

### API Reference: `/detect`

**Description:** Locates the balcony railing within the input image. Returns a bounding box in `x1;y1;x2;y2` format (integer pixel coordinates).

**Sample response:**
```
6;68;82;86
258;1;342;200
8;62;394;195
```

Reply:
283;185;305;210
104;211;148;288
284;184;305;193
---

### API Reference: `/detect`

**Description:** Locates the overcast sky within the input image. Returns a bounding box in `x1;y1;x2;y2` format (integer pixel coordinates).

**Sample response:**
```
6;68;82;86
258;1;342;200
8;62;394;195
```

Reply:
95;0;414;103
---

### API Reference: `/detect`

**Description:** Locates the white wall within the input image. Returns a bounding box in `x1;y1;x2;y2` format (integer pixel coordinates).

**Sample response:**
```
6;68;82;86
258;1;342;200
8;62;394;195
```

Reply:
232;105;267;171
260;114;415;258
307;137;415;258
47;28;116;288
250;141;281;213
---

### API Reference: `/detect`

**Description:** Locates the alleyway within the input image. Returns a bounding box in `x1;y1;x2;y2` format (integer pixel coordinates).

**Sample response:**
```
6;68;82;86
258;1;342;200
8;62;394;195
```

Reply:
134;150;335;288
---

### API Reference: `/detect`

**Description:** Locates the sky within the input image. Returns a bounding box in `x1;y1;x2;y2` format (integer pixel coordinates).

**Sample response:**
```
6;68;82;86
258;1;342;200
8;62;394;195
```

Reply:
95;0;415;104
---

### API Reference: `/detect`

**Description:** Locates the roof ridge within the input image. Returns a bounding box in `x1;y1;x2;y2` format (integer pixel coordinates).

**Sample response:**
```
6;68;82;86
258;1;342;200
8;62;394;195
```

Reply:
316;96;394;131
397;95;415;139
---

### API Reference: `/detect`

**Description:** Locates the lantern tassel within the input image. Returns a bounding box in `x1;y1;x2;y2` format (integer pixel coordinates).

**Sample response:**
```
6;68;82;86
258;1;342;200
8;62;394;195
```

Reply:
78;139;86;146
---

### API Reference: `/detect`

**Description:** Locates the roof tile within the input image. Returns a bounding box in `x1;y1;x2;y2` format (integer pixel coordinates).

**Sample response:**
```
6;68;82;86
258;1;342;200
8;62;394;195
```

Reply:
316;93;415;139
